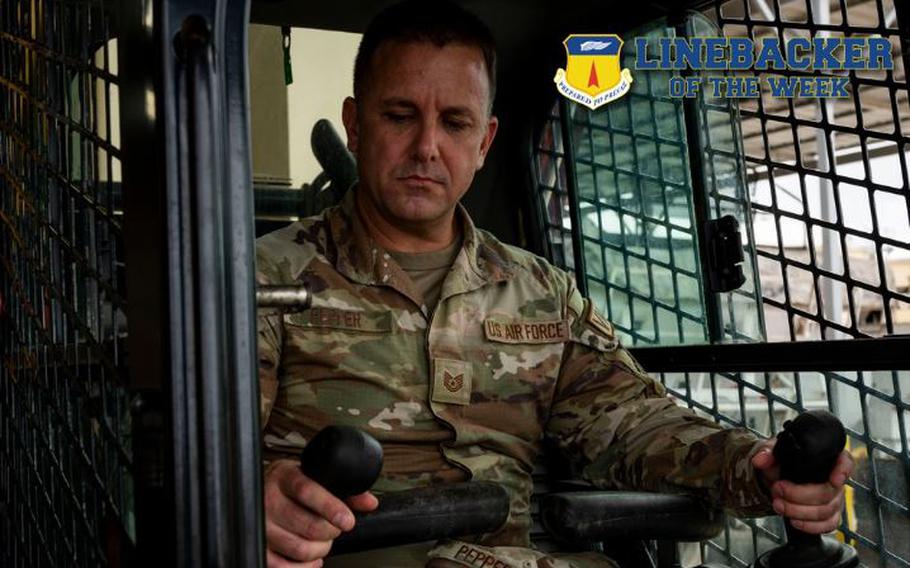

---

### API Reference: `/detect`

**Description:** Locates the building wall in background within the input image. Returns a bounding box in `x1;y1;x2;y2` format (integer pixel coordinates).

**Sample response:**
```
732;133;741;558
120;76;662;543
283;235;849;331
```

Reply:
248;26;360;188
287;28;360;188
250;24;290;184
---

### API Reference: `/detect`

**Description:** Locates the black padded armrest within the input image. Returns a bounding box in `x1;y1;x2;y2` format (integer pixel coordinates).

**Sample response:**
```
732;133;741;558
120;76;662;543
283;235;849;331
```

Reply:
331;482;510;555
540;491;726;544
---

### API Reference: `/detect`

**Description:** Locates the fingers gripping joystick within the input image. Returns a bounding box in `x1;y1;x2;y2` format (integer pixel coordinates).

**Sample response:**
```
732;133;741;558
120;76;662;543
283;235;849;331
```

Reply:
754;411;858;568
300;425;383;498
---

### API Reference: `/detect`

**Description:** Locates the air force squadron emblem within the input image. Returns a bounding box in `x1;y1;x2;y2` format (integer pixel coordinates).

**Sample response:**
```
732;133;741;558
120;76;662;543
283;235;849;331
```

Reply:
554;35;633;110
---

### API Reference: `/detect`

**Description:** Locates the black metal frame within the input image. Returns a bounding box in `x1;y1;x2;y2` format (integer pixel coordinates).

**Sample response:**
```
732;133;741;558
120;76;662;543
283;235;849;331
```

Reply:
118;0;262;565
632;336;910;372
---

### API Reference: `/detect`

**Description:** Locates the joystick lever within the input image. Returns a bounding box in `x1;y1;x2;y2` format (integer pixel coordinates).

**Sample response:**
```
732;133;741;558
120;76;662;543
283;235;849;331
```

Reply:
299;425;384;498
296;426;509;556
754;410;858;568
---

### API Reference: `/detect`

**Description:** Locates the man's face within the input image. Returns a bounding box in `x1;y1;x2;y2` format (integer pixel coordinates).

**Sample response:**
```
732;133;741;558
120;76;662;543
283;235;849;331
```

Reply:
342;40;498;231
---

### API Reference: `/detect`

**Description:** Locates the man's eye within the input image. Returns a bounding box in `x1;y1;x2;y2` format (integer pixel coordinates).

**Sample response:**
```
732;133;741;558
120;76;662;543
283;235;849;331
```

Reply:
444;120;469;132
384;112;411;123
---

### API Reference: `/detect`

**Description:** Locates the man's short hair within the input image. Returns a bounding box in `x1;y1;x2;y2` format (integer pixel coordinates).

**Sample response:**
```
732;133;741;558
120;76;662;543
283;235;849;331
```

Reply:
353;0;497;111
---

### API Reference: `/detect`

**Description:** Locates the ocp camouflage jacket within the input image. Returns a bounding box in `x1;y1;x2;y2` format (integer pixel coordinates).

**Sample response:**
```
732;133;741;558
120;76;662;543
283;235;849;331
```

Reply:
256;190;772;547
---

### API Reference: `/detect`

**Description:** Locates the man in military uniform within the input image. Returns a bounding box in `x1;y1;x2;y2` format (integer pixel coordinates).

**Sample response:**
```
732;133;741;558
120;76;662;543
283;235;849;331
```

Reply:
257;2;853;567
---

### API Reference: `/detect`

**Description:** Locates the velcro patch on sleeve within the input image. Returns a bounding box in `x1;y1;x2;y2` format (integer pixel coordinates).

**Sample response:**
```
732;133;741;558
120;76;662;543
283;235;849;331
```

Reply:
484;317;569;344
584;300;614;339
572;299;619;353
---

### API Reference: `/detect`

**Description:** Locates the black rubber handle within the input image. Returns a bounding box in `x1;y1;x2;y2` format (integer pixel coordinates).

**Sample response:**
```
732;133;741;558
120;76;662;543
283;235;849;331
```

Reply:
774;410;846;486
298;427;509;555
299;426;383;498
754;410;858;568
330;482;510;556
540;491;725;543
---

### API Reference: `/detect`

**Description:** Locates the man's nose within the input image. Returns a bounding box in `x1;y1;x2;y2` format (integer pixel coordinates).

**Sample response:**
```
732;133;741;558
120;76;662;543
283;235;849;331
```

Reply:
412;119;440;162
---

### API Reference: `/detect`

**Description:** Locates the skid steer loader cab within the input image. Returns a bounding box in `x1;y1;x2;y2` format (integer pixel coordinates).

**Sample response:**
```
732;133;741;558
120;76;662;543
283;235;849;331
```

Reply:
1;0;908;567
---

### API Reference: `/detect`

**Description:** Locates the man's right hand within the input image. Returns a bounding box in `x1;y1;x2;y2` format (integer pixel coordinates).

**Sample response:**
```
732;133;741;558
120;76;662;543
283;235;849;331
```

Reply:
264;459;379;568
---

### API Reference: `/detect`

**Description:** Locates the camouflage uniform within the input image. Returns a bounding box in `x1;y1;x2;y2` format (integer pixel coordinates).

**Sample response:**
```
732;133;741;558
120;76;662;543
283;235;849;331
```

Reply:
257;191;773;567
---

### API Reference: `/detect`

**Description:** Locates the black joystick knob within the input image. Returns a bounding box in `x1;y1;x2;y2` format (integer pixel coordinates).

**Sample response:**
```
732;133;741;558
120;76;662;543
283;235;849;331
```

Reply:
300;426;383;498
754;410;858;568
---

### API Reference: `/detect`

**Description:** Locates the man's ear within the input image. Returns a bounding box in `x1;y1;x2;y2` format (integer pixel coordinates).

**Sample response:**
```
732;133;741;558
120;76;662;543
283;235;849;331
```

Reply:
476;115;499;170
341;96;359;153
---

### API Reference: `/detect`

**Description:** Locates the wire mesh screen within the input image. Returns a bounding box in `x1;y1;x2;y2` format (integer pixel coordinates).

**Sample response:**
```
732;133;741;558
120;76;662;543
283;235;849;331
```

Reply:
535;23;766;349
0;0;133;566
540;85;720;346
660;367;910;568
715;0;910;343
534;1;910;566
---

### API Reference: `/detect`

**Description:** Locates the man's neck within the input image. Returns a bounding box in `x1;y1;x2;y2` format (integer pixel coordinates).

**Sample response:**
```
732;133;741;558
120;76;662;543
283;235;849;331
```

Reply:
355;192;460;253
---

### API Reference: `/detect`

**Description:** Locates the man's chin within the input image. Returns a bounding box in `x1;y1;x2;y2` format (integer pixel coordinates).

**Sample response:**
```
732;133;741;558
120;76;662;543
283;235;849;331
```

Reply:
390;209;447;226
387;200;452;226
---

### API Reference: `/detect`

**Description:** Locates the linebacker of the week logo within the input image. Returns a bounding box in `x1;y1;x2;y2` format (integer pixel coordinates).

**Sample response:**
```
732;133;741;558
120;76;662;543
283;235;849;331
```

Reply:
554;35;633;110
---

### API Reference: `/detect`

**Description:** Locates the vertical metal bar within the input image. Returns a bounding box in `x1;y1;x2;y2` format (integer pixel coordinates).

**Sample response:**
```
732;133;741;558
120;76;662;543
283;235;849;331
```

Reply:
675;18;723;343
169;1;261;566
897;2;910;95
810;0;848;426
558;98;589;297
813;0;844;344
119;0;173;563
220;0;263;564
180;17;230;565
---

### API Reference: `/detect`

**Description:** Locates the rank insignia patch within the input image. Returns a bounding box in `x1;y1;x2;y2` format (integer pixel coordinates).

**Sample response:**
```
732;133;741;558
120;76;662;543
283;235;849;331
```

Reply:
443;371;464;393
432;358;472;406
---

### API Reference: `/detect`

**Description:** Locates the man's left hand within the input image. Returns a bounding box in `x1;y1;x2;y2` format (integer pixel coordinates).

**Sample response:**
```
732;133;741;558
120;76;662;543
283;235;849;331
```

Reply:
752;439;854;534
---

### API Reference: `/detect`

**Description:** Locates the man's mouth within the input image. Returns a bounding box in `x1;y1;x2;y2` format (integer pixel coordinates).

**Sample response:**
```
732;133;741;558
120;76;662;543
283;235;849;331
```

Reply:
399;175;443;185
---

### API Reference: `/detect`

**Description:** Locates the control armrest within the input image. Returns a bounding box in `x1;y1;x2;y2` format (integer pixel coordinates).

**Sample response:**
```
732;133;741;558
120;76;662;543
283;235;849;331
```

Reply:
540;491;726;544
331;482;510;555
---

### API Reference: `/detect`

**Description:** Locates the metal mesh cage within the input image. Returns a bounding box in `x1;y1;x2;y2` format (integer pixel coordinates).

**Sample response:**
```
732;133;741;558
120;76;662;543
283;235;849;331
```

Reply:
535;1;910;566
715;0;910;343
0;0;133;566
536;22;766;348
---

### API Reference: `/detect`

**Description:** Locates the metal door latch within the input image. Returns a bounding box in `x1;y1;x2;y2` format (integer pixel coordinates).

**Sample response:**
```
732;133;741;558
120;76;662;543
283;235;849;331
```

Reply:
705;215;746;293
